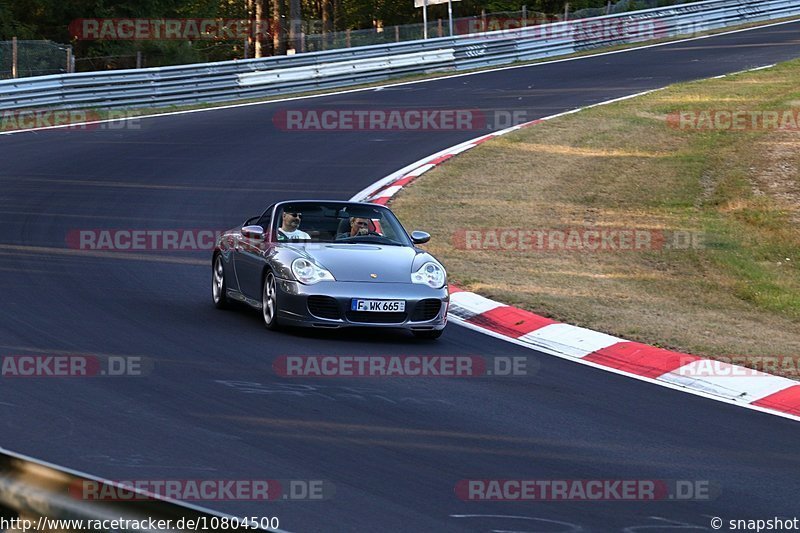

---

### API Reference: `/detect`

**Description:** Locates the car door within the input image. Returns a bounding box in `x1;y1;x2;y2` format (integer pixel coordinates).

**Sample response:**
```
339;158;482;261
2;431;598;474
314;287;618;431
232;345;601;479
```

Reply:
233;210;274;301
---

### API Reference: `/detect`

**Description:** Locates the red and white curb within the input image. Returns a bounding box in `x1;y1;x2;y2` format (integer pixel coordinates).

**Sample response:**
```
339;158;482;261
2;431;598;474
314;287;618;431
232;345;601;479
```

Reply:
351;81;800;423
445;287;800;420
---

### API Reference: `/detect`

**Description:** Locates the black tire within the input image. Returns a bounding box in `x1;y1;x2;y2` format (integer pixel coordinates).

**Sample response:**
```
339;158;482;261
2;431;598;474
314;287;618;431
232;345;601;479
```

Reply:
413;329;443;340
262;271;281;330
212;254;229;309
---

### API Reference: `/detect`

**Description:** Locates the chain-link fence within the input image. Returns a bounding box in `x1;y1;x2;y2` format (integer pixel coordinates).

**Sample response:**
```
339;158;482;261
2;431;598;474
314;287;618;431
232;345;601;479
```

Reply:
0;40;72;79
74;54;139;72
303;11;552;52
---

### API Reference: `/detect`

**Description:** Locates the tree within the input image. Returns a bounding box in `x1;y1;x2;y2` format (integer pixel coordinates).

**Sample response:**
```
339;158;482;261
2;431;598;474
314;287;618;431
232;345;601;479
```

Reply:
254;0;264;57
272;0;285;54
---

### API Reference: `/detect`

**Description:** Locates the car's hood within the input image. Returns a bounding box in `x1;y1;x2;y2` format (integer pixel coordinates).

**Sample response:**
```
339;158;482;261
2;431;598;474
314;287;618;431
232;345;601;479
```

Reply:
289;243;427;283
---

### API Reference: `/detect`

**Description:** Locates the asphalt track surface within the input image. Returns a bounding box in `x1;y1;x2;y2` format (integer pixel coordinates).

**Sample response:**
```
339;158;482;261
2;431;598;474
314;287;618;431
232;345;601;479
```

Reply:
2;22;800;532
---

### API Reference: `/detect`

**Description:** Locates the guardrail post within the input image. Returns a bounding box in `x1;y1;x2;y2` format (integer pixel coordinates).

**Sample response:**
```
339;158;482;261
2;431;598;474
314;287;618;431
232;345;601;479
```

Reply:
395;25;400;42
564;2;570;21
522;5;527;27
11;37;18;78
438;18;443;37
447;0;453;36
136;51;142;68
423;0;428;39
346;28;351;47
66;46;72;74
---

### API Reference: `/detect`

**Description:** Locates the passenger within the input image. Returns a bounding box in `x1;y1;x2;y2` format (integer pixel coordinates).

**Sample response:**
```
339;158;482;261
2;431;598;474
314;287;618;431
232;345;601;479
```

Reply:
277;210;311;240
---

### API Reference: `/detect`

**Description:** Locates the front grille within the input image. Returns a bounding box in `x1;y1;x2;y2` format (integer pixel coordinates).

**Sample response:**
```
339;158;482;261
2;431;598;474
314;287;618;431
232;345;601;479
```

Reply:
307;295;341;320
345;311;407;324
411;299;442;321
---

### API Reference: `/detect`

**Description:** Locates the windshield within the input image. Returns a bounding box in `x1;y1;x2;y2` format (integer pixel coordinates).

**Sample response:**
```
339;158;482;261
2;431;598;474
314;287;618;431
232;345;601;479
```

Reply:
272;202;412;246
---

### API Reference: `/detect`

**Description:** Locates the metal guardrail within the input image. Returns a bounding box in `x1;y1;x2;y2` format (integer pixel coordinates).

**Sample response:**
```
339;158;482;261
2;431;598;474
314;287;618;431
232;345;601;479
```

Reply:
0;0;798;112
0;448;272;532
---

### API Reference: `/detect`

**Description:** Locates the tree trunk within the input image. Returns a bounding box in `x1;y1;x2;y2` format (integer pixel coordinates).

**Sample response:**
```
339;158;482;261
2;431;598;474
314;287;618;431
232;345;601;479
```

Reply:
333;0;342;31
255;0;264;57
272;0;285;54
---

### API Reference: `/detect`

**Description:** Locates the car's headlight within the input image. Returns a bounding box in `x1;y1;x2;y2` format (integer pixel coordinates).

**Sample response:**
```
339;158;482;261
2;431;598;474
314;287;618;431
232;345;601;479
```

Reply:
411;261;446;289
291;258;335;285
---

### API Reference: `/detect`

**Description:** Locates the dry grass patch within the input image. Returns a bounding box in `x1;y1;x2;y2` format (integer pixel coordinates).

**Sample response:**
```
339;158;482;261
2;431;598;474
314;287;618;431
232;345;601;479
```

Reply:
392;58;800;373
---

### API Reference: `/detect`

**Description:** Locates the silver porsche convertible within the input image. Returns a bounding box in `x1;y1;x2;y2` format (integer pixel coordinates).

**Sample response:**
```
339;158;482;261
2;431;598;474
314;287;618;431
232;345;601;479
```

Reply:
212;200;449;339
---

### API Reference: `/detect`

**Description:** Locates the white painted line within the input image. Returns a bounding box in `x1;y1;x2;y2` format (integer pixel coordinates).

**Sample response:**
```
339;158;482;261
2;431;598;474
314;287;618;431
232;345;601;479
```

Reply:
659;361;799;402
518;323;624;359
746;63;777;72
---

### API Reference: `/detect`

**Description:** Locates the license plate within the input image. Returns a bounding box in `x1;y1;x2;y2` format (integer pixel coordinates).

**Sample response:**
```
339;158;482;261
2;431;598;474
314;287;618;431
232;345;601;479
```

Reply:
351;299;406;312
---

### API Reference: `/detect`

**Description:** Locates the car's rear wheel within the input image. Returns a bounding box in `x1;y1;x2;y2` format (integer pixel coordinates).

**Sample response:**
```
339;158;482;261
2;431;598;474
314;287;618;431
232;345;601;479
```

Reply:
413;329;443;340
262;271;280;330
212;254;228;309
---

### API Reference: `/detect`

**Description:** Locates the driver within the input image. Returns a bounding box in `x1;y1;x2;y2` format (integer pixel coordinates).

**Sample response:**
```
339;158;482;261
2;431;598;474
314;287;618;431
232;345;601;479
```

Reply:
277;210;311;241
337;217;374;239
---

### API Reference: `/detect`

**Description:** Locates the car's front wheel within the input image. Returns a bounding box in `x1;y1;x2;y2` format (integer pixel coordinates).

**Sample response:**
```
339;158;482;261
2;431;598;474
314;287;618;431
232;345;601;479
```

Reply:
212;254;228;309
413;329;443;340
262;271;280;330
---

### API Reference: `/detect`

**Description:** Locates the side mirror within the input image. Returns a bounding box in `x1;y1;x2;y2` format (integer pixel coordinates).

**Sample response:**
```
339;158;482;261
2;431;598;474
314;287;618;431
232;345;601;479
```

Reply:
241;225;265;240
411;231;430;244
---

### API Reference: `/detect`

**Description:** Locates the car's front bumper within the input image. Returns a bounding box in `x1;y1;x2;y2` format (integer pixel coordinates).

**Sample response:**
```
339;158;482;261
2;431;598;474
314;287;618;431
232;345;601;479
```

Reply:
274;279;449;330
